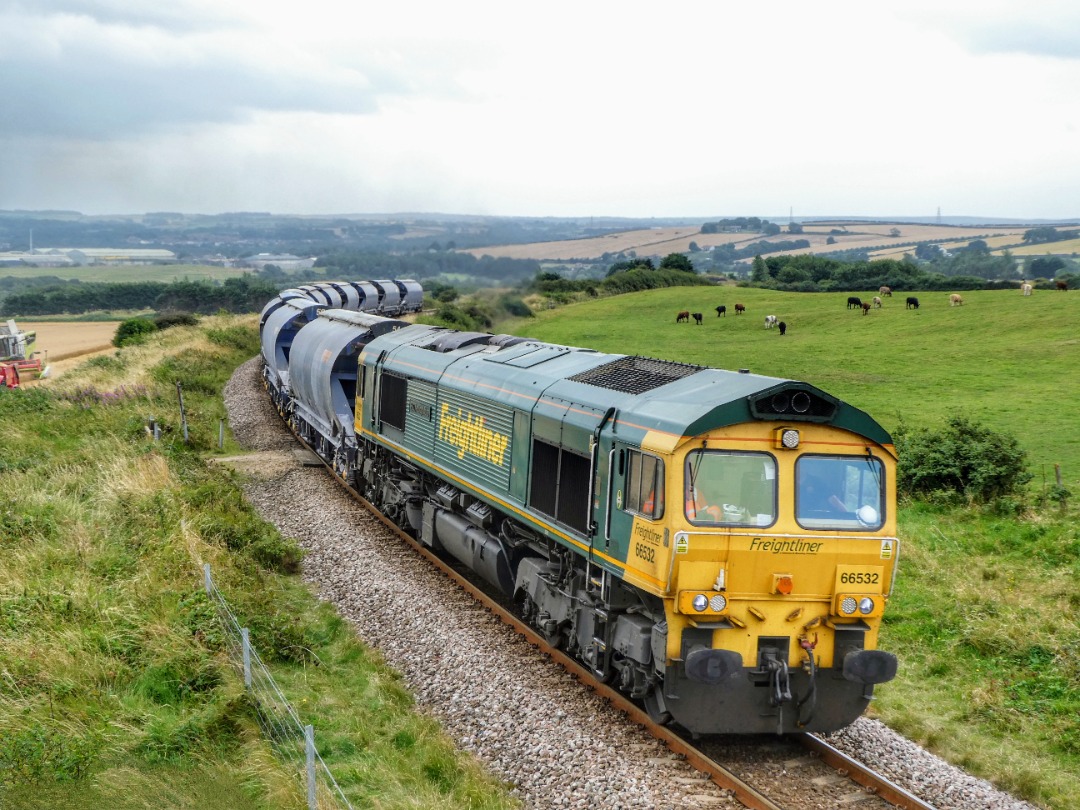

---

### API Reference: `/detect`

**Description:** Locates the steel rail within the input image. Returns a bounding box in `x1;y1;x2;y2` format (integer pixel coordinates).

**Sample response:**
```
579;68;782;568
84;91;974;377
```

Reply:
797;734;938;810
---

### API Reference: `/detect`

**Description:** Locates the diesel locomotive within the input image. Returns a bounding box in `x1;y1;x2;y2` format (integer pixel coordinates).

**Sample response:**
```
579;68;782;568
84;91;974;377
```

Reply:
261;286;899;735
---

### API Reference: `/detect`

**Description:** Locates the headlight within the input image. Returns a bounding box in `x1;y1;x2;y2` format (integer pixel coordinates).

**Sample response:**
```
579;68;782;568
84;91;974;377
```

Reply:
840;597;857;615
709;594;727;612
859;597;875;615
692;594;709;612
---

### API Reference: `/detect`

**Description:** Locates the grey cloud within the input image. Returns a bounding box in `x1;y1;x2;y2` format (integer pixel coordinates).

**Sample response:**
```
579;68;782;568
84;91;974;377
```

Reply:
1;53;379;139
0;5;394;139
2;0;245;33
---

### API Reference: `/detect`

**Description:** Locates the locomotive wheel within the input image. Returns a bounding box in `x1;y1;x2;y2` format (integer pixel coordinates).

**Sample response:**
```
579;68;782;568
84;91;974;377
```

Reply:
644;689;672;726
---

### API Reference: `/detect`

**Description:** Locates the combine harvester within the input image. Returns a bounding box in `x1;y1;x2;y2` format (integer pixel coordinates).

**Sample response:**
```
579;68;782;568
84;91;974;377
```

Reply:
0;319;50;388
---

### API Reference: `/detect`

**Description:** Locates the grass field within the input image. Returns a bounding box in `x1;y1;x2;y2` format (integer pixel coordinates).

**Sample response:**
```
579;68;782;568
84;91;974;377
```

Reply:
505;286;1080;493
502;285;1080;808
0;263;253;284
0;318;517;810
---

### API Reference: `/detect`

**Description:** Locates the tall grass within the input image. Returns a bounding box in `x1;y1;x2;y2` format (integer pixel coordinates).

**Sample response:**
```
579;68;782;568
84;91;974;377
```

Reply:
0;315;517;810
507;286;1080;809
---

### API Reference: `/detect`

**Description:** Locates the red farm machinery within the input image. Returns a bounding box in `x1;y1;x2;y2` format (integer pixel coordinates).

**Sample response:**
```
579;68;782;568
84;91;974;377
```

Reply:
0;320;50;388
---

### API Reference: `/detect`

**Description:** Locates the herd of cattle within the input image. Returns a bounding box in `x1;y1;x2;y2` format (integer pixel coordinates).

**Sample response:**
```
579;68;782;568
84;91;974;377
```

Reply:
675;281;1069;334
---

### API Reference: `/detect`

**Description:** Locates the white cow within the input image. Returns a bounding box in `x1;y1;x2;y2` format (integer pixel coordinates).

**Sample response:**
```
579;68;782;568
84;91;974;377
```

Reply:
764;315;778;329
1022;283;1033;296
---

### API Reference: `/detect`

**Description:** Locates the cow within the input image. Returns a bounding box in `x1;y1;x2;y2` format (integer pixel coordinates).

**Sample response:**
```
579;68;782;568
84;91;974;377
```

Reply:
879;285;892;297
764;315;778;329
715;305;726;317
906;296;919;310
847;296;862;310
861;302;872;315
692;312;703;325
734;303;746;315
1057;280;1068;291
873;296;883;308
950;293;964;306
1022;283;1033;296
677;310;690;323
778;321;787;336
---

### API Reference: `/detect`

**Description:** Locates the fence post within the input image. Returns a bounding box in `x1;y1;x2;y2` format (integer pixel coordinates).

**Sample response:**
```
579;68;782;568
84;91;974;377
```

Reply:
203;563;212;595
219;419;225;449
242;628;252;689
176;381;189;442
306;724;317;810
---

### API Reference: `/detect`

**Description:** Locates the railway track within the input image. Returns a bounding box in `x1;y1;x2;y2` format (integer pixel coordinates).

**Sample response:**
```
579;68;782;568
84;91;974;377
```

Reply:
296;439;938;810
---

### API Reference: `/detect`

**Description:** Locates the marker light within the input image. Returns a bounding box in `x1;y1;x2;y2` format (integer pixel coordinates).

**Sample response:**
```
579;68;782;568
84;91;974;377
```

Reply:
692;594;709;612
775;428;800;450
859;597;876;615
840;597;858;615
774;575;794;595
709;594;727;612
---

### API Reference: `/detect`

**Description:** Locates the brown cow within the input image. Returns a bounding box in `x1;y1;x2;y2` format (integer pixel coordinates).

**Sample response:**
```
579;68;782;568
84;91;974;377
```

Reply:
677;310;690;323
879;285;892;297
1056;280;1068;291
861;302;872;315
734;303;746;314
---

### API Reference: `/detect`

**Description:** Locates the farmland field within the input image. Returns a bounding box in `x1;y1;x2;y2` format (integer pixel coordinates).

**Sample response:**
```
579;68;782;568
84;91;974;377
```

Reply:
460;222;1032;261
506;286;1080;491
17;320;121;378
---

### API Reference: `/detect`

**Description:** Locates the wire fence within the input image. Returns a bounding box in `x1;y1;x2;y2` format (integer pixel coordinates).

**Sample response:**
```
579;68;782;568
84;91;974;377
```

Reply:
202;563;353;810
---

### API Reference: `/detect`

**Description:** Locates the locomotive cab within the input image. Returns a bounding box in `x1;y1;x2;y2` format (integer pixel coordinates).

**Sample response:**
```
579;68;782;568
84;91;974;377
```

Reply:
631;415;899;734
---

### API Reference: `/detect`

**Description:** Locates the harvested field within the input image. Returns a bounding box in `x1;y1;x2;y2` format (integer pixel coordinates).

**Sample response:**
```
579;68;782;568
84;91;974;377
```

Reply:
24;321;121;379
459;222;1032;261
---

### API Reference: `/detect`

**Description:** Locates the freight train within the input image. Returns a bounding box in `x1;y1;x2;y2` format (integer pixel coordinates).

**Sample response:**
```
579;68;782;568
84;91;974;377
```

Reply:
260;285;899;735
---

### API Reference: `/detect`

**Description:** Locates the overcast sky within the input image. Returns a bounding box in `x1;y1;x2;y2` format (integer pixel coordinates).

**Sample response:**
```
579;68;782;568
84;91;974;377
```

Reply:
2;0;1078;220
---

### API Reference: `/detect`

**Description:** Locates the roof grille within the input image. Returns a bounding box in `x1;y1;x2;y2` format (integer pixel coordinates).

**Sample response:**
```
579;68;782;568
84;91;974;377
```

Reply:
568;355;703;394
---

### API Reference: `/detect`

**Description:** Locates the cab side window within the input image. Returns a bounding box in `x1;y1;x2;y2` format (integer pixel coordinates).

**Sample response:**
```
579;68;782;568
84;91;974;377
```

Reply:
626;450;664;520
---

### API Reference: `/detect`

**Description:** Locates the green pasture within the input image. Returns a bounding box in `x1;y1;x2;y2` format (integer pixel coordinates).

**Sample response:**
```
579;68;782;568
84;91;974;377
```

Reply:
1;263;252;284
508;286;1080;808
507;286;1080;492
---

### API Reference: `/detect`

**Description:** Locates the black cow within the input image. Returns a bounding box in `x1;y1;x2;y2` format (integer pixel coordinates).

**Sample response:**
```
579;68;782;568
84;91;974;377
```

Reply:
906;297;919;310
692;312;703;325
847;296;862;310
715;305;726;317
778;321;787;336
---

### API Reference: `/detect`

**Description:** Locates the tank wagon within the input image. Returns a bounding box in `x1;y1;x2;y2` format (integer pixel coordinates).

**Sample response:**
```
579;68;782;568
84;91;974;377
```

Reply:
262;307;899;735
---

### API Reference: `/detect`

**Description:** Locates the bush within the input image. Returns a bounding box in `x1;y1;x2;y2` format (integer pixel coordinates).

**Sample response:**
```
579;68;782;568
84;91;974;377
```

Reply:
113;317;157;347
895;414;1032;503
154;312;199;330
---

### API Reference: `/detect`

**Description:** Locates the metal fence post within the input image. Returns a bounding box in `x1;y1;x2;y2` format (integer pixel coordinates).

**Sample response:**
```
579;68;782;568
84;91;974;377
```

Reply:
203;563;212;595
306;724;317;810
219;419;225;449
242;628;252;689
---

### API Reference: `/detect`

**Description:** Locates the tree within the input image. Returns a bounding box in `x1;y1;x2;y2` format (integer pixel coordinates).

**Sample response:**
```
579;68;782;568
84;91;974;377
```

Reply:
659;253;694;273
688;241;701;252
762;222;781;236
1023;226;1062;244
889;228;901;237
1029;256;1066;278
787;222;804;234
750;255;770;282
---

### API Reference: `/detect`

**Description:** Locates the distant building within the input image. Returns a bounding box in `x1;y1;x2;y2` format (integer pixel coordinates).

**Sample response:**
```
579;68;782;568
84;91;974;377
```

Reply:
0;248;177;266
241;253;316;271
